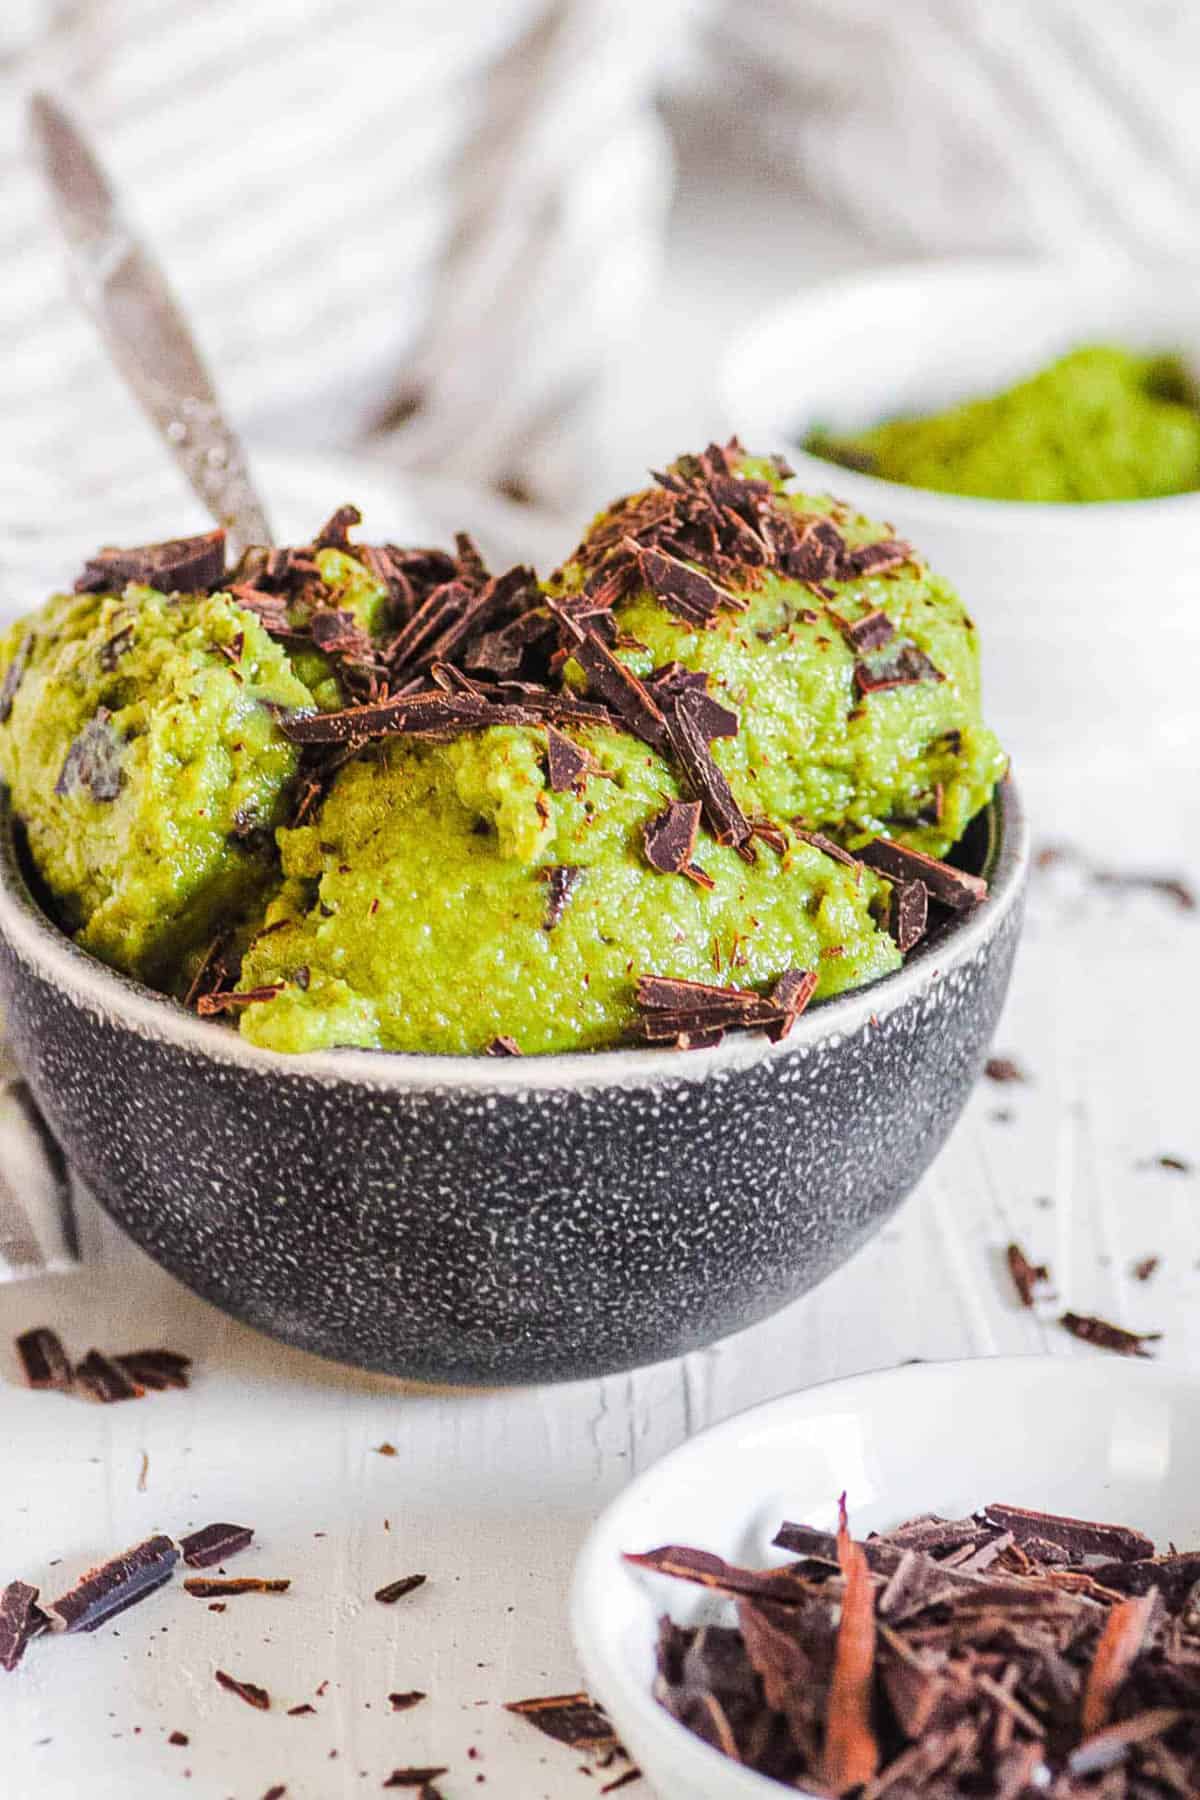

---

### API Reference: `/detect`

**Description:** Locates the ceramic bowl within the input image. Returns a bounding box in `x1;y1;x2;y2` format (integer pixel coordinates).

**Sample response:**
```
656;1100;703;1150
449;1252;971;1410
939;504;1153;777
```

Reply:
720;258;1200;770
0;782;1026;1386
572;1355;1200;1800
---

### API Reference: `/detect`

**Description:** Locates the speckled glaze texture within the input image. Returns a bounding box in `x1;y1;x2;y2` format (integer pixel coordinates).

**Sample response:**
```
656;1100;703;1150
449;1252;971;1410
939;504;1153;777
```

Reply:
0;786;1026;1385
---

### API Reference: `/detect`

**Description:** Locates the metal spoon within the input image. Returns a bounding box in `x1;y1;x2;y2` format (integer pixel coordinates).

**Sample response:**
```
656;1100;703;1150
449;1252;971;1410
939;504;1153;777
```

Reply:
28;91;274;559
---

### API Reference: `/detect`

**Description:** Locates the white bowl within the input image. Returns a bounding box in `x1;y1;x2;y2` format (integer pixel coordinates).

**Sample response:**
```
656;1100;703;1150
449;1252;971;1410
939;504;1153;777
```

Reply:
571;1356;1200;1800
719;258;1200;769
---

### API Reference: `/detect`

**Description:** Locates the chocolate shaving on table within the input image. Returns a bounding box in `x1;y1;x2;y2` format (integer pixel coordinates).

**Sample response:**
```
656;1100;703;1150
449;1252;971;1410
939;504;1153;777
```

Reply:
168;1730;189;1746
484;1036;522;1057
1006;1242;1050;1308
180;1523;254;1568
15;1326;73;1392
598;1769;642;1794
381;1770;448;1790
544;724;593;793
1060;1311;1163;1358
0;1581;45;1672
388;1691;427;1713
985;1056;1027;1083
856;837;988;910
374;1573;426;1605
75;1349;143;1403
0;630;31;722
183;1577;290;1597
888;878;928;953
643;800;702;877
73;530;226;596
538;864;583;930
504;1693;620;1753
854;642;946;696
115;1348;192;1391
215;1668;270;1710
1133;1254;1160;1282
54;709;124;802
45;1534;179;1632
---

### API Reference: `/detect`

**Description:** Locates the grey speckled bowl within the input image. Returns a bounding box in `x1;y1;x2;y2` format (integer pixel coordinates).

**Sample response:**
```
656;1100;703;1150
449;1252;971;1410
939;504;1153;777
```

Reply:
0;782;1027;1385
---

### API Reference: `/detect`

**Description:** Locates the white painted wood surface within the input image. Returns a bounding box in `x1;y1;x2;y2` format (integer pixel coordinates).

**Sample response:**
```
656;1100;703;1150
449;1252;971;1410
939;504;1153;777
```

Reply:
3;165;1199;1799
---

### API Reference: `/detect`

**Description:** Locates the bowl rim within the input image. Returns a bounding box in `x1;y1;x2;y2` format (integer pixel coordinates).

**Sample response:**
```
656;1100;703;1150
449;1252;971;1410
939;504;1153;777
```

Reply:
0;776;1028;1094
570;1353;1200;1800
719;254;1200;534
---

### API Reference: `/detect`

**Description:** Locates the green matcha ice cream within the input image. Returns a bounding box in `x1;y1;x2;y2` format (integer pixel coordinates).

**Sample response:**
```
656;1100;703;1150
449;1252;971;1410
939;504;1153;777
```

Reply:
807;345;1200;503
0;581;316;987
0;452;1006;1055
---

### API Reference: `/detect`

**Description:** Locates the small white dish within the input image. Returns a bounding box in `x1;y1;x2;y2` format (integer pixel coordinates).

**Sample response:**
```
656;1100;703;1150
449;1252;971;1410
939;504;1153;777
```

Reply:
719;258;1200;769
572;1356;1200;1800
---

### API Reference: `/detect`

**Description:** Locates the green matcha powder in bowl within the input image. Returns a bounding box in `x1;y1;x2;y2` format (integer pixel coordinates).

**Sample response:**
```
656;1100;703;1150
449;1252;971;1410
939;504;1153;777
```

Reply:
721;258;1200;775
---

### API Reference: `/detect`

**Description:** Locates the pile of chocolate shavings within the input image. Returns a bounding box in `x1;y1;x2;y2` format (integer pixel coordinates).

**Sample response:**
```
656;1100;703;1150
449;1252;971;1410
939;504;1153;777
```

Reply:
67;462;981;1045
15;1325;192;1402
636;1497;1200;1797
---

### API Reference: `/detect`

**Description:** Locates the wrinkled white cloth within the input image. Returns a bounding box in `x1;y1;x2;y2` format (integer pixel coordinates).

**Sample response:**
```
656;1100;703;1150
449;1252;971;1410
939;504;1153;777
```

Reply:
0;0;681;510
691;0;1200;257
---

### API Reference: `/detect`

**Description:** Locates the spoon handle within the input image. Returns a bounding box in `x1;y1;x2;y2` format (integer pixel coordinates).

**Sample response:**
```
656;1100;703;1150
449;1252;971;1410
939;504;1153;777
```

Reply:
28;92;274;559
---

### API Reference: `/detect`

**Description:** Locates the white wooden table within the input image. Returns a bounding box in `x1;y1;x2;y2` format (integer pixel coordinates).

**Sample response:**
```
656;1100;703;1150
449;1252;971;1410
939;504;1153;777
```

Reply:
3;160;1199;1800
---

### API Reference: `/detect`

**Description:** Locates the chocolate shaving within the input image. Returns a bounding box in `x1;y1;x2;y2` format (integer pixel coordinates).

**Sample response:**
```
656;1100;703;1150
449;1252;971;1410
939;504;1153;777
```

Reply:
985;1056;1027;1083
180;1523;254;1568
832;607;895;654
312;504;362;551
649;1496;1200;1796
643;801;701;876
168;1730;189;1746
215;1668;271;1710
197;983;284;1016
388;1691;427;1713
538;864;583;930
0;1581;44;1672
115;1347;192;1391
561;619;668;753
633;972;814;1050
888;879;928;953
663;686;752;851
381;1771;448;1790
484;1036;522;1057
544;725;593;793
183;1577;290;1597
820;1498;879;1792
856;837;987;910
1060;1311;1163;1357
635;544;746;625
45;1534;179;1632
854;643;945;696
981;1504;1154;1563
1133;1255;1160;1282
1006;1243;1050;1308
74;530;226;596
504;1693;619;1753
75;1349;143;1403
15;1327;73;1392
54;709;124;802
374;1574;427;1605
